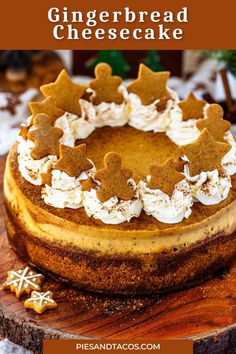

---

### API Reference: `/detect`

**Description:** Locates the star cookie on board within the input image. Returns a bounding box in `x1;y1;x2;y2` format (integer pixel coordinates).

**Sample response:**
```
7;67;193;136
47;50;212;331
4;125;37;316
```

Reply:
127;64;170;105
180;128;231;177
40;69;86;116
95;152;134;202
89;63;124;105
24;291;57;314
147;158;185;197
196;103;231;142
53;144;93;178
3;266;44;298
28;113;63;159
178;92;206;121
29;96;64;126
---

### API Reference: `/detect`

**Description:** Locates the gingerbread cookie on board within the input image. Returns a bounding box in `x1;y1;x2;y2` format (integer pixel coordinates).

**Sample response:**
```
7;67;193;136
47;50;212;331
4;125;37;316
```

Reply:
127;64;170;105
147;158;185;196
27;113;63;159
196;104;231;142
89;63;124;105
40;69;86;116
95;152;134;202
24;291;57;314
181;129;231;176
2;266;44;298
53;144;93;178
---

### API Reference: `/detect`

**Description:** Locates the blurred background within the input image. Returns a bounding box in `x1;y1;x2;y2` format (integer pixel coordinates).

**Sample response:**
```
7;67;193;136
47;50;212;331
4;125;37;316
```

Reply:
0;49;236;155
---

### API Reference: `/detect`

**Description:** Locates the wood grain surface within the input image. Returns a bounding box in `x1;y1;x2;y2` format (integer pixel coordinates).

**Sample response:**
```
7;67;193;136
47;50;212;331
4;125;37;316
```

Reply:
0;157;236;354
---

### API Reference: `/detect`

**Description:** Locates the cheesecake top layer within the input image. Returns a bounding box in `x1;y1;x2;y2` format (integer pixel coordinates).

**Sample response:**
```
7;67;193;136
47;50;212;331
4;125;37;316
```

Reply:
8;139;236;233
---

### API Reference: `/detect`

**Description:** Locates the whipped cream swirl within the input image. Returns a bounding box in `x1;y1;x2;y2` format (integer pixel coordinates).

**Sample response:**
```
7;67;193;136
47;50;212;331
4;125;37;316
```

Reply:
42;166;94;209
222;131;236;176
83;179;142;224
166;106;202;146
90;86;129;128
138;178;193;224
55;99;96;146
17;136;57;186
184;164;231;205
128;89;177;132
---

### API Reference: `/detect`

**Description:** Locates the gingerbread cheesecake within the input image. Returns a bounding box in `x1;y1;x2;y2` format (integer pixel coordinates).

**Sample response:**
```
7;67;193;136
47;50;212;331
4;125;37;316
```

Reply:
4;64;236;295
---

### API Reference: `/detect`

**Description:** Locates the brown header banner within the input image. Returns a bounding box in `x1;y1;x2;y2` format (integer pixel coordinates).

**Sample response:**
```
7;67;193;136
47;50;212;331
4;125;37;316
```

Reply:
43;340;193;354
0;0;235;49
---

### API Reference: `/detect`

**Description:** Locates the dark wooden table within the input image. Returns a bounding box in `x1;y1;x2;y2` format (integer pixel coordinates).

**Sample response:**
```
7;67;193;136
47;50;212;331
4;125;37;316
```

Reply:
0;157;236;354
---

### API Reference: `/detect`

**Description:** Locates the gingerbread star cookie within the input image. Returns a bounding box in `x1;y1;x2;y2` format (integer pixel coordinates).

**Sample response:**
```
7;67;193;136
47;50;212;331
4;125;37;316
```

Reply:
80;176;97;191
29;96;64;126
147;158;185;196
89;63;124;105
24;291;57;314
178;92;206;121
53;144;93;178
19;124;28;140
95;152;134;202
180;128;231;177
127;64;170;105
196;103;231;142
3;266;44;298
40;69;86;116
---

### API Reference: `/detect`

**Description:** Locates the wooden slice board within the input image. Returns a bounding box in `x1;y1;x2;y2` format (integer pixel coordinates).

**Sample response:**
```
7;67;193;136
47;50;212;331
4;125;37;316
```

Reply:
0;157;236;354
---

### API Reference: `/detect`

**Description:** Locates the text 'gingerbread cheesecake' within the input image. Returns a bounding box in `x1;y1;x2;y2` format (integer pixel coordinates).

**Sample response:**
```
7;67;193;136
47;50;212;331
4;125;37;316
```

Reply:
4;63;236;295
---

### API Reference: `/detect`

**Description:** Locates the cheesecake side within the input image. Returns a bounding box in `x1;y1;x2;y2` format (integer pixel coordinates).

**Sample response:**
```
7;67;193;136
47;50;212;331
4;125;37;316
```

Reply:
3;145;236;295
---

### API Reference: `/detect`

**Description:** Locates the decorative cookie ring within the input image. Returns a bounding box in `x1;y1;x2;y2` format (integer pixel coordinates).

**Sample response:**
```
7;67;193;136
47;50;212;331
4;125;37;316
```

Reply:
16;64;235;225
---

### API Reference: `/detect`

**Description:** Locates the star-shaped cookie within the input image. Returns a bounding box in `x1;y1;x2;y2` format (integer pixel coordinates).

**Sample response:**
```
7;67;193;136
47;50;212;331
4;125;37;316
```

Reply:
40;69;86;116
3;266;44;298
178;92;206;121
147;158;185;196
24;291;57;314
127;64;170;105
28;113;63;159
29;96;64;126
80;176;97;191
89;63;124;105
196;103;231;142
180;128;231;176
19;124;28;139
53;144;93;178
95;152;134;202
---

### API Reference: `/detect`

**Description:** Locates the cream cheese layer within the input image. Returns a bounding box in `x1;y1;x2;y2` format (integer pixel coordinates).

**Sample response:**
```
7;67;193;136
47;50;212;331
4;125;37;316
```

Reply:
4;150;236;256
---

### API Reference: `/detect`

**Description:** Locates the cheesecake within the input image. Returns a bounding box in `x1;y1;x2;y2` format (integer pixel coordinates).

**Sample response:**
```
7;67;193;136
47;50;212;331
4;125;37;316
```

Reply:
3;63;236;295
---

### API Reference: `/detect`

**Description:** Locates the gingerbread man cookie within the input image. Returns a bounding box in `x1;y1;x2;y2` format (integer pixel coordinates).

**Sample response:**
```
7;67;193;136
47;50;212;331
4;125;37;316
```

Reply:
95;152;134;202
196;103;231;142
89;63;124;105
27;113;63;159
